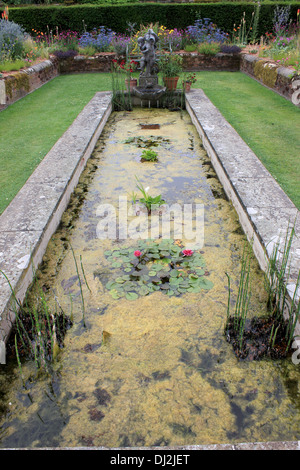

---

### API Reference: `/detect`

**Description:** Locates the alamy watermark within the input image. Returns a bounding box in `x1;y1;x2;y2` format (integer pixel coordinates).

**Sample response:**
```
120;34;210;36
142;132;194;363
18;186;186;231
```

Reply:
291;339;300;365
291;79;300;106
96;196;204;249
0;340;6;365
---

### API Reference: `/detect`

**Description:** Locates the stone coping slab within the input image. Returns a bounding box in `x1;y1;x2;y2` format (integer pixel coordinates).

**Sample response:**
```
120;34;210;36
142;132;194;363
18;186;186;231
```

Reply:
186;90;300;317
0;91;112;341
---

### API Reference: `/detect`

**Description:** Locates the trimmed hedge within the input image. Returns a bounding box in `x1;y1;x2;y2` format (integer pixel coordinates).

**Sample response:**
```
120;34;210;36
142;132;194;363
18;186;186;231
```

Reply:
7;3;300;36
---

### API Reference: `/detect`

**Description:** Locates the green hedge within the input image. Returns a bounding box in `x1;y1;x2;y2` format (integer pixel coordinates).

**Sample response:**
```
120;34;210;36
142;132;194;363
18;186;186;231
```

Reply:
6;3;300;36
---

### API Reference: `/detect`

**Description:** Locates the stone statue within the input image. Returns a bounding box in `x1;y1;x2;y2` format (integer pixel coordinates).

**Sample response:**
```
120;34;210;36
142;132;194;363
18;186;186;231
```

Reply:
137;29;159;78
132;28;166;103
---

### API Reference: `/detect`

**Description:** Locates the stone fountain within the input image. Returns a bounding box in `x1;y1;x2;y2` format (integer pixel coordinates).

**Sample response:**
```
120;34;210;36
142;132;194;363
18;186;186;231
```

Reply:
132;28;166;104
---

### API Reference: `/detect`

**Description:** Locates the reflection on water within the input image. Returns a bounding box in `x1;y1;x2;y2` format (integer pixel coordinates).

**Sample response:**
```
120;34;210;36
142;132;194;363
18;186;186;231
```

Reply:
0;109;299;448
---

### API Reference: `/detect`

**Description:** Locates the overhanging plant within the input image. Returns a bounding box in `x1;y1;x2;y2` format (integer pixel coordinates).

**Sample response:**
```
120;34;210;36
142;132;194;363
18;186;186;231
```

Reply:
158;52;183;78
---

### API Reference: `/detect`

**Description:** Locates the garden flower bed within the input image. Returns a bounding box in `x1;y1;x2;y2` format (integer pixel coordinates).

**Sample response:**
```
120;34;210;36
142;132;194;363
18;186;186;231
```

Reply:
1;8;299;109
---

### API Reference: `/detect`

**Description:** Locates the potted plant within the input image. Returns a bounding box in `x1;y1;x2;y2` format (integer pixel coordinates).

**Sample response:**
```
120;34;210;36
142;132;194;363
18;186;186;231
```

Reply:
112;58;139;91
182;72;197;92
158;53;183;91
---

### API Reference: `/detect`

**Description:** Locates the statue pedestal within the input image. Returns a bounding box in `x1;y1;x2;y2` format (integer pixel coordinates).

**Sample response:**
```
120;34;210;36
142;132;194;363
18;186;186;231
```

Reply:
132;73;166;102
138;74;159;89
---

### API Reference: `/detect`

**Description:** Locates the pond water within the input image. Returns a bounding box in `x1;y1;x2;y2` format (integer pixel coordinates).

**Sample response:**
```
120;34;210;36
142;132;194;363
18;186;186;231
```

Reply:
0;109;299;448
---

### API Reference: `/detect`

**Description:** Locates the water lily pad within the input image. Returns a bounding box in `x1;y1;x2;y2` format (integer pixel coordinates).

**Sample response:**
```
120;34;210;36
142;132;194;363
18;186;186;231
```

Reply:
104;239;213;300
148;271;157;277
148;253;160;259
126;292;139;301
112;262;122;268
170;269;179;278
138;286;150;296
198;278;214;290
110;289;122;299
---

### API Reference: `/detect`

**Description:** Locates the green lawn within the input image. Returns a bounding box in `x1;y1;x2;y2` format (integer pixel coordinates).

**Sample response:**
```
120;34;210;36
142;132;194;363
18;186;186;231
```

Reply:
0;71;299;215
193;71;300;209
0;73;112;215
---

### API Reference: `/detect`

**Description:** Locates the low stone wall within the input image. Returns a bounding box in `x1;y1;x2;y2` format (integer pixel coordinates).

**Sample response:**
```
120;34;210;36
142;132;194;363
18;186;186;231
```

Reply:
1;52;299;110
240;53;299;104
179;51;241;71
58;52;117;74
0;58;59;110
57;51;241;75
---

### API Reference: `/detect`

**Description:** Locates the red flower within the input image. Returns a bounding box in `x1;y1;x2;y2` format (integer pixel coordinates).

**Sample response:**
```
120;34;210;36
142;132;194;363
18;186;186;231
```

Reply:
134;250;142;257
182;249;194;257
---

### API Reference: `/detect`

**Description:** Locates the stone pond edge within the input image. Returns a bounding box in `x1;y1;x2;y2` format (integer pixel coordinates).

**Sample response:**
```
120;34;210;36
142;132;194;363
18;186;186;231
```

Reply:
0;90;299;450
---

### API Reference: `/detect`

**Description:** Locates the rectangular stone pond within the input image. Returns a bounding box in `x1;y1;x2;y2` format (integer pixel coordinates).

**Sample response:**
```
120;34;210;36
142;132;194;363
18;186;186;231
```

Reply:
0;96;299;449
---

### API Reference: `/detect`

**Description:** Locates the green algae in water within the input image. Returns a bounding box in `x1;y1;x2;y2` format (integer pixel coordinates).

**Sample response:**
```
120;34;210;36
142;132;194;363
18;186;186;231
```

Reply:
0;109;300;448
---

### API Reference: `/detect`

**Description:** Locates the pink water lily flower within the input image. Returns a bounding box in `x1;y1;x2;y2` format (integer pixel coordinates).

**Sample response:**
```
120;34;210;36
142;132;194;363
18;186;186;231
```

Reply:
182;249;194;257
134;250;142;257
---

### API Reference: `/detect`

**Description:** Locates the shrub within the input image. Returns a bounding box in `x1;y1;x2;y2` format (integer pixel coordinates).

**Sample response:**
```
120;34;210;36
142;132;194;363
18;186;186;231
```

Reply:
111;33;132;56
220;44;242;54
197;41;221;55
7;4;300;40
52;49;78;59
0;18;27;61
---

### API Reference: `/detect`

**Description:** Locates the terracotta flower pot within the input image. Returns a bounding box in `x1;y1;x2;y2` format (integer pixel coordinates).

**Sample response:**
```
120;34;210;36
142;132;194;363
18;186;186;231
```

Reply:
183;81;192;92
163;76;179;91
125;78;137;92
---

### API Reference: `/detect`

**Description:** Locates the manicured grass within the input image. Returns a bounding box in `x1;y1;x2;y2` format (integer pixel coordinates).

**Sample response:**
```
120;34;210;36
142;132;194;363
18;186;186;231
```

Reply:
0;71;299;215
0;73;112;214
193;71;300;209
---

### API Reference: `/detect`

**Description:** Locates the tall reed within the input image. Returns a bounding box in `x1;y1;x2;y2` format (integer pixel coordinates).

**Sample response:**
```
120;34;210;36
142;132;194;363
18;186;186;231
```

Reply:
111;63;133;111
225;244;252;350
69;243;87;327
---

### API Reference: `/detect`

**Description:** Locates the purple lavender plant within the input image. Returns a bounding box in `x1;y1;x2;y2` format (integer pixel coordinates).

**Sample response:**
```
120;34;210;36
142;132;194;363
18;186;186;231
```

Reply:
111;33;132;56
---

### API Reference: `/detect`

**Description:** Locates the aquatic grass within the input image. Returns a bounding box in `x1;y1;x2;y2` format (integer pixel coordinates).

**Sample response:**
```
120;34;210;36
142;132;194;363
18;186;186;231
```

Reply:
285;271;300;351
225;221;300;359
14;335;25;387
264;220;300;350
1;263;72;374
80;254;91;293
265;220;295;318
69;243;86;327
225;244;252;351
